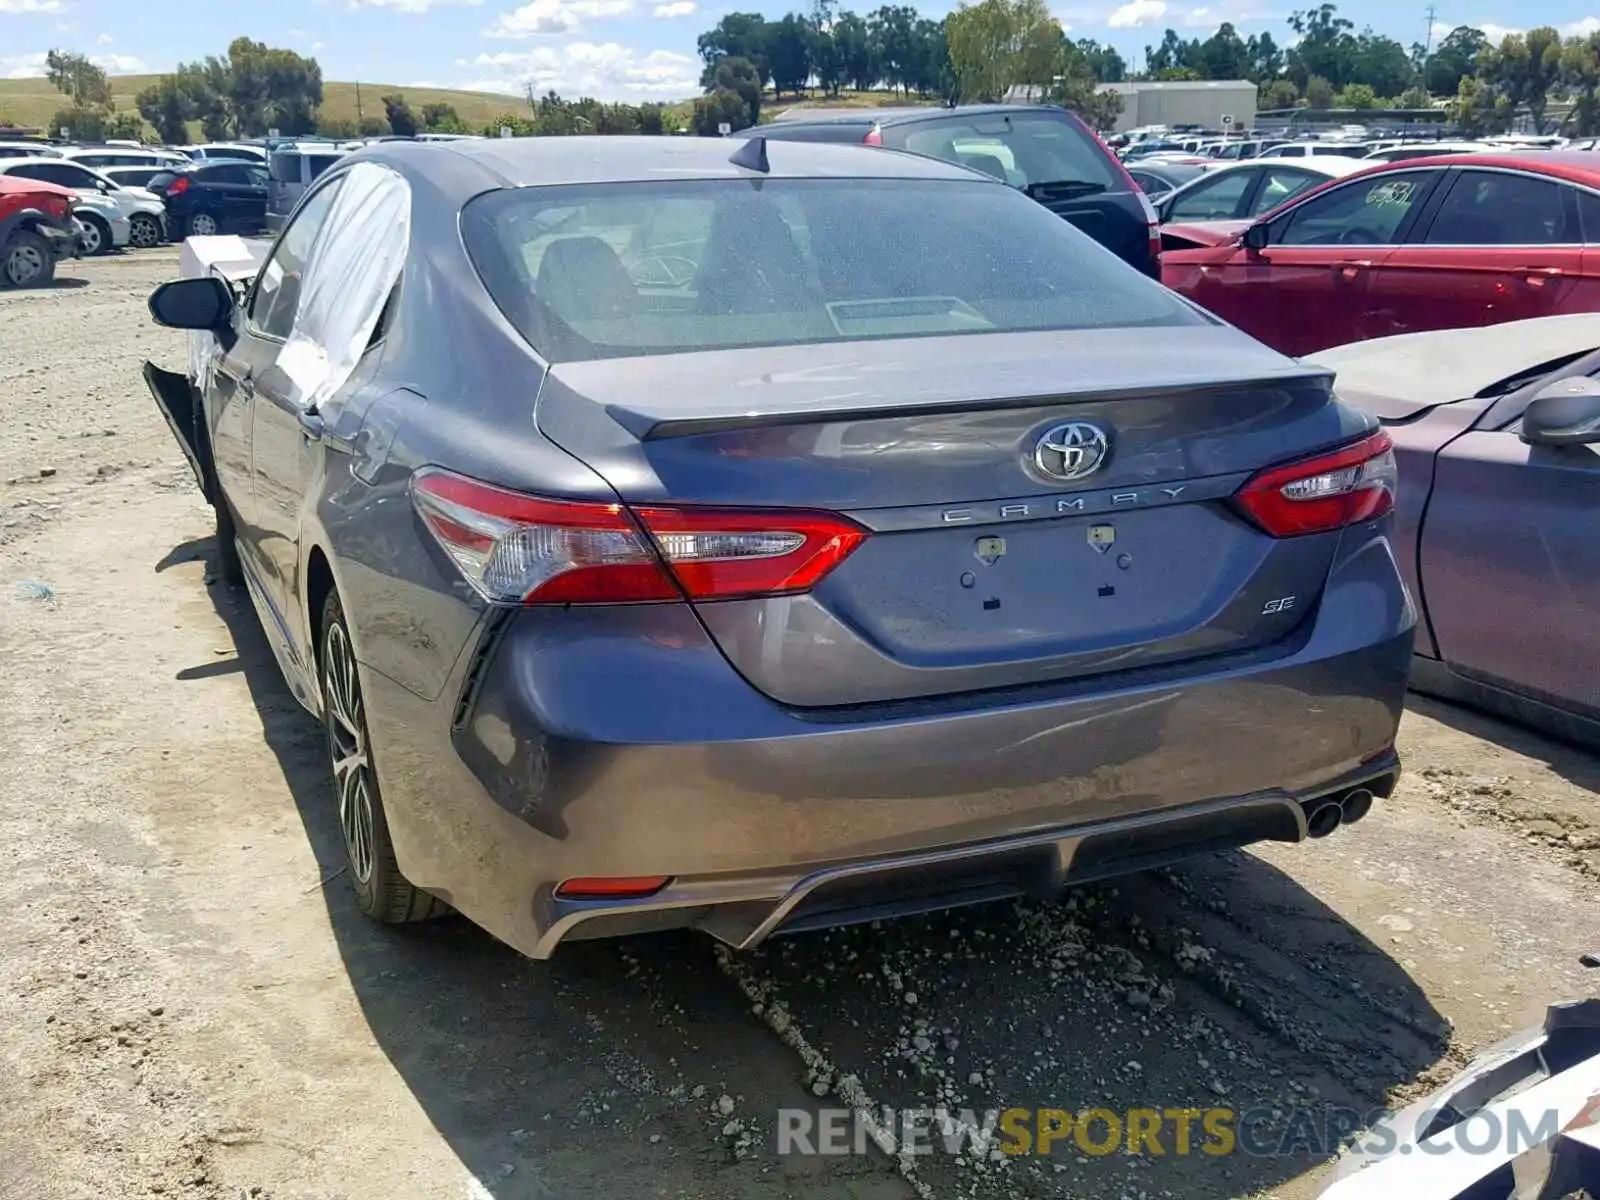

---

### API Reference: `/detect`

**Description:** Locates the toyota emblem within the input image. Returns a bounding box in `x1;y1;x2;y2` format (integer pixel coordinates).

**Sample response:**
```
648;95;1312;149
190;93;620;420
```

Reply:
1032;421;1111;482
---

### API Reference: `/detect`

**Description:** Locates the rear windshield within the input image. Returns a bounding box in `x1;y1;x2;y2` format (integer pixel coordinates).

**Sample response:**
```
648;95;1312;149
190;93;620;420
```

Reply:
882;111;1117;191
462;177;1202;363
148;171;178;190
107;167;160;187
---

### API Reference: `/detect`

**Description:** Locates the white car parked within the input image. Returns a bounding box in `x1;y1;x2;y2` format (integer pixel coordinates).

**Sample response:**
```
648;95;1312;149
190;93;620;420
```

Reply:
69;191;132;256
0;158;166;251
61;145;189;171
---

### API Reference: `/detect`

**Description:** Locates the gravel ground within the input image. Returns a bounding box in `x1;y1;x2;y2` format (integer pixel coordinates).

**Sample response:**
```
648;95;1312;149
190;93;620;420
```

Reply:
1;250;1597;1200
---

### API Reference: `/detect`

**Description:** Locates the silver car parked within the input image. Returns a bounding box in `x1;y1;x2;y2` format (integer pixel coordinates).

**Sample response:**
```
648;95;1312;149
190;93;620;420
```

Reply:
140;137;1414;960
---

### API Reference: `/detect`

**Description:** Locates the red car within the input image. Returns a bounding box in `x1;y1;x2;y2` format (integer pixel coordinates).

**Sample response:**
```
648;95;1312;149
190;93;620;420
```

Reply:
0;174;78;288
1161;152;1600;357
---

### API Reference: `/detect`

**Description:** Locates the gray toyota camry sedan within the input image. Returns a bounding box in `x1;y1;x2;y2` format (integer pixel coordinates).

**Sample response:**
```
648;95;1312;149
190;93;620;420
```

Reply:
141;135;1414;961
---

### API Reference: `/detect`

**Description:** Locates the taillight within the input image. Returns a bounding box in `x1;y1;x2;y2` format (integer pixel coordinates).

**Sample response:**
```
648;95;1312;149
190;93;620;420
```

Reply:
40;193;70;219
167;175;189;195
862;127;883;146
1232;431;1397;537
410;467;868;605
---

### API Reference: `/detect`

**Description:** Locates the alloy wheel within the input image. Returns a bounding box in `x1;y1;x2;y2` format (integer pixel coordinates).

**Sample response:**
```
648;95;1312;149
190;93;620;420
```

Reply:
129;214;161;249
322;621;376;885
76;218;103;256
5;241;44;286
189;213;218;236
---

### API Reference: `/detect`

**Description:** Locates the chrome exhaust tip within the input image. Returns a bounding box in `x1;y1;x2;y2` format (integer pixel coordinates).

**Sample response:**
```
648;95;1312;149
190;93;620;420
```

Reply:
1305;801;1344;839
1339;787;1375;825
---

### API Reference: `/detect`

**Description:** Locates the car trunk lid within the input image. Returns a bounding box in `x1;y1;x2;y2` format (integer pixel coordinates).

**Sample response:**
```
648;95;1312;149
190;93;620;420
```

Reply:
537;327;1363;707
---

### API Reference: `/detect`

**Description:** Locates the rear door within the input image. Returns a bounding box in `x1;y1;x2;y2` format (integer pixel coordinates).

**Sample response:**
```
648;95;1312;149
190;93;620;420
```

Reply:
1367;168;1584;340
1418;384;1600;716
1173;169;1439;356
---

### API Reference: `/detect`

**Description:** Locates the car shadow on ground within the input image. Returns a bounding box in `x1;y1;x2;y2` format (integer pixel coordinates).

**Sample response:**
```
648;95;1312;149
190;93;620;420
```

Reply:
173;532;1452;1200
1407;693;1600;793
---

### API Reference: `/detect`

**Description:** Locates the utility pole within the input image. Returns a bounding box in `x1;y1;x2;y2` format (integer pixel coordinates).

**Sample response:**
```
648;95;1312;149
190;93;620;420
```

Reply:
1421;4;1437;62
356;81;364;124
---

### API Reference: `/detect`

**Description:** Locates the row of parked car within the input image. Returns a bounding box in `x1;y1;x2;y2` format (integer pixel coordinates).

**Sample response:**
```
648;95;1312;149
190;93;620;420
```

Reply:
0;133;484;284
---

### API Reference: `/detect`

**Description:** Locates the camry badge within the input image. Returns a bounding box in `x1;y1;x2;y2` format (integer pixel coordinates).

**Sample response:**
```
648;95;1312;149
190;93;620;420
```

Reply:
1033;421;1111;482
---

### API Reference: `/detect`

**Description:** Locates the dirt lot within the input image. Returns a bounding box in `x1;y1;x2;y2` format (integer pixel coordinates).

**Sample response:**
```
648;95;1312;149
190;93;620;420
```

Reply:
2;250;1598;1200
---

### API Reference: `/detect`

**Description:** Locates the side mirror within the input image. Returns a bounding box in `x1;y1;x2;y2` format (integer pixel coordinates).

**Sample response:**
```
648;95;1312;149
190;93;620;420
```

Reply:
147;276;235;332
1521;377;1600;446
1241;222;1269;251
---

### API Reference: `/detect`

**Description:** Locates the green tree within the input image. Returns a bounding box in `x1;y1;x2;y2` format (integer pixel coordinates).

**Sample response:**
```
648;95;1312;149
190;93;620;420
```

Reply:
810;0;845;93
1425;25;1488;96
1076;39;1125;82
832;10;880;89
136;75;196;144
697;13;772;88
1395;83;1430;108
710;55;763;123
1562;32;1600;135
1304;73;1335;107
1333;81;1378;107
768;12;814;96
945;0;1061;103
420;102;466;132
1349;32;1414;97
1479;27;1562;130
1246;31;1284;80
382;93;418;136
637;102;666;135
1197;22;1249;80
1145;29;1200;76
1286;4;1355;88
868;5;923;94
1452;73;1508;134
1259;78;1299;108
358;115;388;136
46;50;111;108
692;87;752;135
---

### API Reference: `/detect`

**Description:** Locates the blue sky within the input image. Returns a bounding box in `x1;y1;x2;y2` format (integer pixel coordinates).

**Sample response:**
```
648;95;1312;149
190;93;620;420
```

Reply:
2;0;1598;102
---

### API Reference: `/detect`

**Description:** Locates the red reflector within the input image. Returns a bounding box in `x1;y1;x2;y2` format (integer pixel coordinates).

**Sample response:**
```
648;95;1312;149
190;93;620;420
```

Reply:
555;876;670;900
410;468;868;606
1233;431;1398;538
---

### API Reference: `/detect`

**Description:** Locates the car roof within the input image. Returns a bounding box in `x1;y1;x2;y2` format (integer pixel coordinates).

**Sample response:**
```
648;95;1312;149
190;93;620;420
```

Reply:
370;134;996;190
1248;155;1371;175
0;157;81;170
766;103;1066;128
1362;150;1600;185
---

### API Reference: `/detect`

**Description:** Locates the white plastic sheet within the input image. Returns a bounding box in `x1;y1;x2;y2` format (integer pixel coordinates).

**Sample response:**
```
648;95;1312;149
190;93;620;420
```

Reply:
277;161;411;409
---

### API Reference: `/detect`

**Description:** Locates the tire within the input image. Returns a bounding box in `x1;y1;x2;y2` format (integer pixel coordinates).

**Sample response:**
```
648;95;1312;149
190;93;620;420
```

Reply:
212;492;244;587
1;230;55;288
319;591;446;924
129;213;162;250
77;213;111;257
187;211;219;237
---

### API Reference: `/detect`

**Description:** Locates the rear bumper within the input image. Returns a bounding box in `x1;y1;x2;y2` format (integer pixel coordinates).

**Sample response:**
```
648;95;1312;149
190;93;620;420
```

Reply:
37;220;79;260
361;529;1415;960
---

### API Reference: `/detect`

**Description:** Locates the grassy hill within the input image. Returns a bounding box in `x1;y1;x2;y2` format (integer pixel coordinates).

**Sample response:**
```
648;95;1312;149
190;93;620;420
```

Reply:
0;75;933;140
0;76;532;137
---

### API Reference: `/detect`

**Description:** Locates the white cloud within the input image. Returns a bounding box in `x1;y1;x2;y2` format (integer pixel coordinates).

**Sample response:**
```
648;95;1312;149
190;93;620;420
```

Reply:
467;42;698;99
1425;17;1599;42
95;32;113;44
1;50;146;78
485;0;633;35
348;0;483;11
1182;5;1211;25
653;0;695;15
1566;15;1600;35
0;0;63;13
1107;0;1166;27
